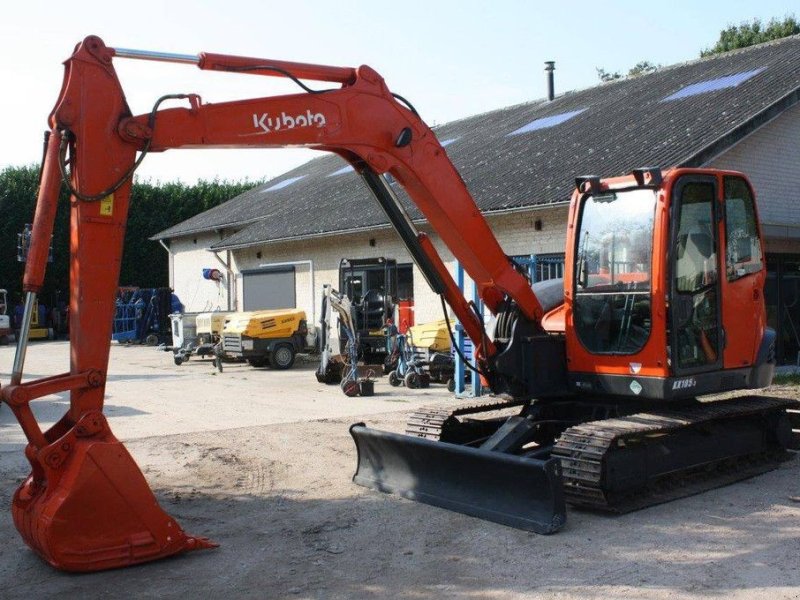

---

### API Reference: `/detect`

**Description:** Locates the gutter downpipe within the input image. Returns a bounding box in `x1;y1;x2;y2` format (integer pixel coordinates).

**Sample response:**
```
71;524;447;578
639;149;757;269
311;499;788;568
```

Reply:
210;250;236;311
157;239;174;289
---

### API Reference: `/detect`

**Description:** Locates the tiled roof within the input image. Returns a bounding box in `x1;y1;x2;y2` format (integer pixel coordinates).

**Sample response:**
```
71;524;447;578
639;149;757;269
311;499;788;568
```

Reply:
151;36;800;248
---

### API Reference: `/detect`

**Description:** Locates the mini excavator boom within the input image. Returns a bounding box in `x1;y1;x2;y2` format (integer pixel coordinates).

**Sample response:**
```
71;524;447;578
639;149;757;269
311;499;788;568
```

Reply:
2;36;794;572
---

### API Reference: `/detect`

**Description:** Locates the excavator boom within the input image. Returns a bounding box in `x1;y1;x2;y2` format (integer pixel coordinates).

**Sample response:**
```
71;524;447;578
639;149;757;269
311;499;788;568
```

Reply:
1;36;560;571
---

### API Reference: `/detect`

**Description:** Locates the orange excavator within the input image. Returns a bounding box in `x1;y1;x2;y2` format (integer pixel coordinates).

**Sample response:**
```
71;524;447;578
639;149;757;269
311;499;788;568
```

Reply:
2;36;796;572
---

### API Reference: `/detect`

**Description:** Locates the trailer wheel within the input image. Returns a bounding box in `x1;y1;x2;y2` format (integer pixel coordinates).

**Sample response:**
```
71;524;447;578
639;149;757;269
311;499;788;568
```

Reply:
174;355;183;366
270;344;295;370
145;333;159;346
404;371;421;389
447;378;456;393
388;370;401;387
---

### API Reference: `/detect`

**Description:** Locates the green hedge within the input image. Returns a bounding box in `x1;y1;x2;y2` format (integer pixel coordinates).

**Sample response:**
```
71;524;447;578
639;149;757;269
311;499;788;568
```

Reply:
0;165;258;307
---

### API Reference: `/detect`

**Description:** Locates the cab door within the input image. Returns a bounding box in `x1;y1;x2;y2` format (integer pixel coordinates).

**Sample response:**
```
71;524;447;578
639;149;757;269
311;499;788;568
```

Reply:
718;175;765;368
669;175;723;376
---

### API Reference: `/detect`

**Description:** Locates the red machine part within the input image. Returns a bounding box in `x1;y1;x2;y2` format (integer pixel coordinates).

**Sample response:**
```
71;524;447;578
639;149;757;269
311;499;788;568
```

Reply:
397;299;414;334
2;36;542;572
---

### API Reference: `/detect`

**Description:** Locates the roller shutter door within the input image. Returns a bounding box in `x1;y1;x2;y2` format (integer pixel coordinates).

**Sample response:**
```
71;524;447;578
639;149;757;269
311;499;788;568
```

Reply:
242;267;296;310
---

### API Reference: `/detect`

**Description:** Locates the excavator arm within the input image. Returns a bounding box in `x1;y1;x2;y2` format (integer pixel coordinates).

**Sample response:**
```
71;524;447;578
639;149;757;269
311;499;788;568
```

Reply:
2;36;554;572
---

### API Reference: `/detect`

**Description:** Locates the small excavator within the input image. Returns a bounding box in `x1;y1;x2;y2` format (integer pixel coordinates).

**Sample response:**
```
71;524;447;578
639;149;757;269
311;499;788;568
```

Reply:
316;284;365;396
1;36;796;572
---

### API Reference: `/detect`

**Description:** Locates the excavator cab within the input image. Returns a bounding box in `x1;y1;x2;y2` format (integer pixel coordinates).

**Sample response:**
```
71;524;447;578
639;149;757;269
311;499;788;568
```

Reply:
565;168;773;399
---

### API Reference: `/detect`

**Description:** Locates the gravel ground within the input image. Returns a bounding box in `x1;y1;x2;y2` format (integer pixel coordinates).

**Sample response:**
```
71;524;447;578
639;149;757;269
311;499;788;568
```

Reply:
1;341;799;599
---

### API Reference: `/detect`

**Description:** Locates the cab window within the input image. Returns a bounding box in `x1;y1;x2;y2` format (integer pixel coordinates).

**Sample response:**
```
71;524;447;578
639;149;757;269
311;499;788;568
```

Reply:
724;177;763;281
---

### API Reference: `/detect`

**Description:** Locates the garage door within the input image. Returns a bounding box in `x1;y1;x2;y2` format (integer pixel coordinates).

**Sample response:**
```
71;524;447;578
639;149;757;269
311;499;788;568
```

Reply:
242;267;296;310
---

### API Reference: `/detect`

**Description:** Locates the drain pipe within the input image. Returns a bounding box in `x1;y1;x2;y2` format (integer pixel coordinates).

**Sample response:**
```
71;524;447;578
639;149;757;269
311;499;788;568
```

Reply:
258;259;315;321
157;239;174;288
210;250;236;311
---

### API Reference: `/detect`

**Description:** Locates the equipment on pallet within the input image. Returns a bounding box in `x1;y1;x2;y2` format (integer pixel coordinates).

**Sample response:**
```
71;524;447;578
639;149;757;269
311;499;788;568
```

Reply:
220;308;312;369
169;310;230;365
112;287;173;345
4;36;797;573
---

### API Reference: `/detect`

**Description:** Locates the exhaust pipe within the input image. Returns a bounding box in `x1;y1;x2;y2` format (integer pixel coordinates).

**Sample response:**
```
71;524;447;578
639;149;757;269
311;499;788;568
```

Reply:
545;61;555;101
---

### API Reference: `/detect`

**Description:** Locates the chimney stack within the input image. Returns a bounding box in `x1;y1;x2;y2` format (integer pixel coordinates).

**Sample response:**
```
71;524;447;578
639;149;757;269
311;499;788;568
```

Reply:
545;61;555;101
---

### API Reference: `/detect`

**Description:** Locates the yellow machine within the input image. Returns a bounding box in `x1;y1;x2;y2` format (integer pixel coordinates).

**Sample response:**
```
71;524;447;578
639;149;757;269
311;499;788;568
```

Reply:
407;319;450;353
407;319;455;387
221;308;309;369
28;299;54;340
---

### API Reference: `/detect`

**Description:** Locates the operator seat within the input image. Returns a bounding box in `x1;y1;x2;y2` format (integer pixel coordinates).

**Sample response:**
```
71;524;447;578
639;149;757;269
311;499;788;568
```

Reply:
676;232;715;292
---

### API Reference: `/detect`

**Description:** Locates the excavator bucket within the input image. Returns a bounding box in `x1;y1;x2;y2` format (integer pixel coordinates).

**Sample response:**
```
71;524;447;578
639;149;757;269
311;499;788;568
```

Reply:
11;414;216;572
350;424;566;534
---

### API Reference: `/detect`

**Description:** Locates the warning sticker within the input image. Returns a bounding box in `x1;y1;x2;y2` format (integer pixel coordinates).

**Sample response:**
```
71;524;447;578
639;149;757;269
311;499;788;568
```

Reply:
100;194;114;216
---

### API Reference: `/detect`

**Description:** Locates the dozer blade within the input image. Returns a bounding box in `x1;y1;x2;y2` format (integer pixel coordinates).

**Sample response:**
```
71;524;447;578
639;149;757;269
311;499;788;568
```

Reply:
12;413;216;572
350;423;566;534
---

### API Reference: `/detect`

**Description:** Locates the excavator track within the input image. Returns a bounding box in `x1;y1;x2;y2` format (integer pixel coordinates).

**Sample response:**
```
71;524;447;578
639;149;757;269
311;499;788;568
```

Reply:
553;395;798;513
405;397;526;441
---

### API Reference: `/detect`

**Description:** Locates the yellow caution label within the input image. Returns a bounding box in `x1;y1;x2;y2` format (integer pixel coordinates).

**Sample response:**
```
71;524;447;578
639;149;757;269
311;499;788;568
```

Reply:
99;194;114;216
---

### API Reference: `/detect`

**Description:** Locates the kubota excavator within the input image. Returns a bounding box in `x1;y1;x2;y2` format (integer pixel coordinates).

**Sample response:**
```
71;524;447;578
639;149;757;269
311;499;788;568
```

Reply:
2;36;796;572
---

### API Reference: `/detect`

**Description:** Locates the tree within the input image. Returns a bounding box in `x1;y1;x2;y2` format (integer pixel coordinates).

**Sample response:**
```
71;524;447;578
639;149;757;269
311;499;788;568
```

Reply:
0;164;259;307
627;61;659;78
701;16;800;56
596;61;660;83
596;67;621;83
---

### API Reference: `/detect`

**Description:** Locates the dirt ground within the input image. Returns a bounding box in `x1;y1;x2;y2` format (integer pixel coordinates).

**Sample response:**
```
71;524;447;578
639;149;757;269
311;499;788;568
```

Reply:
1;341;799;599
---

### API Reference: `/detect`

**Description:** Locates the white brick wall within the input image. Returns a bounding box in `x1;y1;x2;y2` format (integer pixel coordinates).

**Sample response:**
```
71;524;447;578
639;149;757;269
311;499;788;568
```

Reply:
224;204;569;326
168;232;232;312
708;101;800;253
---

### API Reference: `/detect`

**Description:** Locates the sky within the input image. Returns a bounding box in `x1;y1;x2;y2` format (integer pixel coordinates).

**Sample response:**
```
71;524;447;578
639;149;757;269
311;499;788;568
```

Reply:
0;0;796;185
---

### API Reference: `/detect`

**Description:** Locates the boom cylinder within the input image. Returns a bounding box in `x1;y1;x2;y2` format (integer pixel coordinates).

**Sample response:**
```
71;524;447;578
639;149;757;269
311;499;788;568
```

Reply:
23;130;62;293
11;130;62;384
10;292;36;385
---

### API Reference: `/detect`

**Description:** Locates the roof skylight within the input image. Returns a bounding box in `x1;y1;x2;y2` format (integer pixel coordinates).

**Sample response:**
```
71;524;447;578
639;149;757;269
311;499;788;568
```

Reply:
261;175;306;192
508;109;587;136
661;68;766;102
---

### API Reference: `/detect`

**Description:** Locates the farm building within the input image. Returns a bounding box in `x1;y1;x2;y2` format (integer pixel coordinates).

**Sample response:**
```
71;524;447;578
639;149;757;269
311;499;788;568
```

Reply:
152;35;800;364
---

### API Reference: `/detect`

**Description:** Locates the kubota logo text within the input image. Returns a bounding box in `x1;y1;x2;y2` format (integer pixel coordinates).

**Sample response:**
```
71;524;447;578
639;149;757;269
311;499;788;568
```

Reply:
252;110;326;133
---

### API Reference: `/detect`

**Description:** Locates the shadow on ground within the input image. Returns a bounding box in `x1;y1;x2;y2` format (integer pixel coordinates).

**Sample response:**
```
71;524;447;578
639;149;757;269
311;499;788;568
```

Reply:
0;461;798;600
